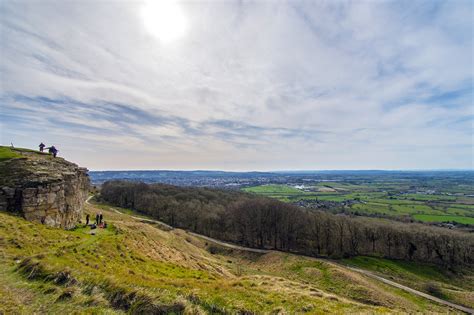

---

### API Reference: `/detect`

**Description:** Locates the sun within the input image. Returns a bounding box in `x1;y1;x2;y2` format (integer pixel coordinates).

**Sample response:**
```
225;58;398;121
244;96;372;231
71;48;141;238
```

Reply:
141;0;187;43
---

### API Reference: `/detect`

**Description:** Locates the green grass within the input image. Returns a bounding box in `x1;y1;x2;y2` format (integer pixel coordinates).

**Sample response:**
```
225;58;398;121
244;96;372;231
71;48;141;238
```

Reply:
342;256;474;308
313;195;348;202
242;183;474;225
2;199;466;313
0;146;22;161
0;203;418;314
243;184;355;202
398;194;457;201
413;214;474;225
224;252;452;312
343;256;448;282
243;184;302;194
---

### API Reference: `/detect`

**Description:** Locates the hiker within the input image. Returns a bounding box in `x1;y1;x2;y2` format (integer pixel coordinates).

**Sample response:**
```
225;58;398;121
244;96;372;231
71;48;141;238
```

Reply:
99;212;103;224
47;145;58;157
85;214;90;226
39;142;45;152
95;213;100;225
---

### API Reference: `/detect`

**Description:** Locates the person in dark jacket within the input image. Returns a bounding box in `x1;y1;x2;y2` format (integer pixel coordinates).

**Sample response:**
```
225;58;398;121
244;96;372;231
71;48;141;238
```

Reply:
39;142;45;152
85;214;90;226
99;213;103;224
47;145;58;157
95;213;100;225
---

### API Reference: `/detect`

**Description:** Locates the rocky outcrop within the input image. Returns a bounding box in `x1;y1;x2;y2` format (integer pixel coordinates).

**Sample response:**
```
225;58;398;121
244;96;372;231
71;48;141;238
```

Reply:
0;148;90;229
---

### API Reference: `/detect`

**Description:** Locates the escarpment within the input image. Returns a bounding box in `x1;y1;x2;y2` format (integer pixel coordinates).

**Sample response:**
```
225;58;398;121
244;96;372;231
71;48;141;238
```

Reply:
0;147;90;229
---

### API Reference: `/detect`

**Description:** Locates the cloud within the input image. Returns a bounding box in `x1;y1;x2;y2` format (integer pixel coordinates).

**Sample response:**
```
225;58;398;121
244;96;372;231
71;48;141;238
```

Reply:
0;0;472;170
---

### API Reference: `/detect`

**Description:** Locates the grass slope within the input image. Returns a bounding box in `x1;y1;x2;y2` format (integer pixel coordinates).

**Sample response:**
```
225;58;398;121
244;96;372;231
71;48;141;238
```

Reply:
343;256;474;309
0;199;465;314
0;146;22;161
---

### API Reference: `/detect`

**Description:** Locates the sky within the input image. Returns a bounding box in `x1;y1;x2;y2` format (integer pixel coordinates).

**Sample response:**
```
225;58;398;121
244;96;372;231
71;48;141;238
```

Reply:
1;0;473;171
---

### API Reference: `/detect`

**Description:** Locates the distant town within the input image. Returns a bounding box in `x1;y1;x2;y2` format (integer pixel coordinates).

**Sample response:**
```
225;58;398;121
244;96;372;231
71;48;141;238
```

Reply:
91;170;474;230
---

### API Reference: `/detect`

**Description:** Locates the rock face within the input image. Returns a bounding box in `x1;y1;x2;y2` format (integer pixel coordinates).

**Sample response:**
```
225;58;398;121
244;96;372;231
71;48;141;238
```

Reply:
0;149;90;229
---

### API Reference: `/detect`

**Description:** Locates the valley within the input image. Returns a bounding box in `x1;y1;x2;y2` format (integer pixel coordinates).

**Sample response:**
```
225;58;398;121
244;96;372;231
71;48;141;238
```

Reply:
3;0;472;313
1;147;473;314
242;179;474;227
90;169;474;228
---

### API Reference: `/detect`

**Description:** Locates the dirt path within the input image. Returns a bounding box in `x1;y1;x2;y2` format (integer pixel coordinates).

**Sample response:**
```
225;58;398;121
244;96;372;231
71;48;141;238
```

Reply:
85;195;93;204
190;232;474;313
85;196;473;314
186;231;270;254
344;266;474;314
86;196;174;229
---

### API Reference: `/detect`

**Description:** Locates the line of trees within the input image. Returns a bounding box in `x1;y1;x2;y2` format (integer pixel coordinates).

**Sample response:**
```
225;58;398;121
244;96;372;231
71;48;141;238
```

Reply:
100;181;474;268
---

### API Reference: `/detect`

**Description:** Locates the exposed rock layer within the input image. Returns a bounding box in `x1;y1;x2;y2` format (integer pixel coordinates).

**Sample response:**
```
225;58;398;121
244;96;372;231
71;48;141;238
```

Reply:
0;149;90;229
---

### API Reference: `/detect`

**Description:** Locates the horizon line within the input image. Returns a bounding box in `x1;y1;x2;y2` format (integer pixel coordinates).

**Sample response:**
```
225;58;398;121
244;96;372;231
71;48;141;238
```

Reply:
89;168;474;173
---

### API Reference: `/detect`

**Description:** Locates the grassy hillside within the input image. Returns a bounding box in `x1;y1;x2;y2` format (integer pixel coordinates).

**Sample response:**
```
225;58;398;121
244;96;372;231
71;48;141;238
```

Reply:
343;256;474;309
0;198;469;313
0;146;22;161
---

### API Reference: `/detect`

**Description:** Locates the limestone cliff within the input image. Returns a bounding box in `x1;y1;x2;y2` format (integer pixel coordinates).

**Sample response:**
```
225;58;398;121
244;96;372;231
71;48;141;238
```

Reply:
0;147;90;229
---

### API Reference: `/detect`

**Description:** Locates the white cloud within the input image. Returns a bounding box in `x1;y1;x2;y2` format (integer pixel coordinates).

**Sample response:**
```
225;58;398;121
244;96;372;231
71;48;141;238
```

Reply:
1;0;472;170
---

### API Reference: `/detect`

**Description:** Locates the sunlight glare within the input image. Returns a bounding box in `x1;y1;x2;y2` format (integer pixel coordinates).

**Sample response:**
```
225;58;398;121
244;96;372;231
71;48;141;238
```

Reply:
141;0;187;43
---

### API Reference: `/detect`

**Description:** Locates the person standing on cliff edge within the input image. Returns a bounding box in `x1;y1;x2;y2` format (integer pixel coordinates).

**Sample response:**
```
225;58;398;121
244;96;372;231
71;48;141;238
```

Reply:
39;142;45;152
46;145;58;157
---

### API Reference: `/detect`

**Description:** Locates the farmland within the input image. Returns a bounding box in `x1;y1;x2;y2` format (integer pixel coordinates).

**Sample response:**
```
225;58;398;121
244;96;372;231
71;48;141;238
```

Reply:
91;169;474;226
242;175;474;226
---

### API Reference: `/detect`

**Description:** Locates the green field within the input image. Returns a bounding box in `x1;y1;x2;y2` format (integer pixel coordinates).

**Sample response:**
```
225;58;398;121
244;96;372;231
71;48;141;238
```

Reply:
413;214;474;225
242;184;320;202
242;184;301;194
243;183;474;226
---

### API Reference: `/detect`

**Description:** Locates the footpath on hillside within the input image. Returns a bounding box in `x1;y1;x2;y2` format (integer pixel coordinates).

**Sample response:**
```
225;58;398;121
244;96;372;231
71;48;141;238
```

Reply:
86;196;474;314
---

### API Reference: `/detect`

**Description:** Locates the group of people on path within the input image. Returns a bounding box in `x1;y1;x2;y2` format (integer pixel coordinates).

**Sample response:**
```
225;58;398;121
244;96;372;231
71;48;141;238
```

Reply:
39;142;58;157
85;212;107;229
